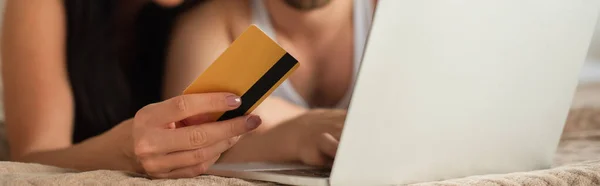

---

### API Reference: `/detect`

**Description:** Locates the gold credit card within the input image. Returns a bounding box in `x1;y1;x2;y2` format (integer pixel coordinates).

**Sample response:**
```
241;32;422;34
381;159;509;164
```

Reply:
183;25;299;121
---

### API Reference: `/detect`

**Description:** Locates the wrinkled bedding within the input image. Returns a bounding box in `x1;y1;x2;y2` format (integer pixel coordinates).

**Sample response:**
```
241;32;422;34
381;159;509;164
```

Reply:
0;83;599;186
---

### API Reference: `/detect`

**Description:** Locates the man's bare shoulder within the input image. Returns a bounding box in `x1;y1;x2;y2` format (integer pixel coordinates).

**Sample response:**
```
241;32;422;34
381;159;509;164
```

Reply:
174;0;251;37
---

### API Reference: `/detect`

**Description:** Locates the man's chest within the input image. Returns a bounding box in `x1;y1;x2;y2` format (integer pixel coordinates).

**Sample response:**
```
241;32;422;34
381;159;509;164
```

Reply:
283;39;355;107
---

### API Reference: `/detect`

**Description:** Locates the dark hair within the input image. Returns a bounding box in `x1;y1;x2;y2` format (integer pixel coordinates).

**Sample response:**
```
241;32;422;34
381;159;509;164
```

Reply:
64;0;202;143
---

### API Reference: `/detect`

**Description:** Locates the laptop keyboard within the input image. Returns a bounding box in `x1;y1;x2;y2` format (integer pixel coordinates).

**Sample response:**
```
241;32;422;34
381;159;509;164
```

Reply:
259;169;331;178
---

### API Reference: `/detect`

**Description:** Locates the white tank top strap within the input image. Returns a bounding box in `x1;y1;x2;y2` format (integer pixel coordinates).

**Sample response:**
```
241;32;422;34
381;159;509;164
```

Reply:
250;0;373;109
251;0;276;40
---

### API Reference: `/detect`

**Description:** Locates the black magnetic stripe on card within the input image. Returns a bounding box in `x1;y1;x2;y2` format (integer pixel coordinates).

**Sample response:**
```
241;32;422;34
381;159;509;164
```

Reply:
217;53;298;121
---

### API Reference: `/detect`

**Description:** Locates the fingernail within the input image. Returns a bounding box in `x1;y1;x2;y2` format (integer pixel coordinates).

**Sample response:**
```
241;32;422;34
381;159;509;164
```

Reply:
227;95;241;107
245;115;262;130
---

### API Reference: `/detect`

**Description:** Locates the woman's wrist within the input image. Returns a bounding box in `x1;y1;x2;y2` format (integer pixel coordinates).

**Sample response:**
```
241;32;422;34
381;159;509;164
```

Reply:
68;119;140;172
106;119;141;172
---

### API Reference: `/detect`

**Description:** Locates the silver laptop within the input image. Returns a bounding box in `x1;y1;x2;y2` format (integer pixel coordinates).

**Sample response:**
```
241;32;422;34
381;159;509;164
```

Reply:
207;0;599;185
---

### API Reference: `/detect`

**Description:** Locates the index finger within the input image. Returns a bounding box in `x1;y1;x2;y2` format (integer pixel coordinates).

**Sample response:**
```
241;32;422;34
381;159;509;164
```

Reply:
139;93;241;126
159;115;262;153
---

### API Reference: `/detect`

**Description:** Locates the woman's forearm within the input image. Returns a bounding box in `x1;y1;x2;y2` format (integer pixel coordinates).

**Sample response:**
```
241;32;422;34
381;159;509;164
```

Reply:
12;122;137;172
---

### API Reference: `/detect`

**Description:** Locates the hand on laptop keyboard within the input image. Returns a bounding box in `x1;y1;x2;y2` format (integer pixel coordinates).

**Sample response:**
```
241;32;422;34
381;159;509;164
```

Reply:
255;109;346;167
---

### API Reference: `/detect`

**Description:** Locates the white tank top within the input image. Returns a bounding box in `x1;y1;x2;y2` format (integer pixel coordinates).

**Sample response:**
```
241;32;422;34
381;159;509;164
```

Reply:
251;0;374;108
